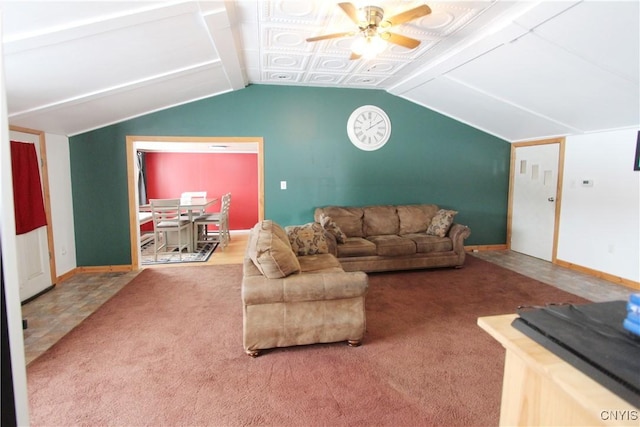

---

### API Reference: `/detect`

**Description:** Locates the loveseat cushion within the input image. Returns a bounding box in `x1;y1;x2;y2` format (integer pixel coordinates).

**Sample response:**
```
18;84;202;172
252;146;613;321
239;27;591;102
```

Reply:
363;205;399;236
403;233;453;253
298;253;344;273
314;207;364;237
426;209;458;237
248;220;301;279
336;237;377;257
397;204;439;234
285;222;329;256
367;235;416;256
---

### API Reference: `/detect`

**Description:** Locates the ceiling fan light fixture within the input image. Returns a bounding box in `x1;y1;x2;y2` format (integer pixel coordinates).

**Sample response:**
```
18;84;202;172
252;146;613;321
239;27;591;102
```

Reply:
352;34;386;59
306;2;429;59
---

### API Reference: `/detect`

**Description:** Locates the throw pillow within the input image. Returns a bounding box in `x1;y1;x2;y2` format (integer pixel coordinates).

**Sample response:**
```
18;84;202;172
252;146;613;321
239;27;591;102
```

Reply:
426;209;458;237
318;213;347;243
285;222;329;256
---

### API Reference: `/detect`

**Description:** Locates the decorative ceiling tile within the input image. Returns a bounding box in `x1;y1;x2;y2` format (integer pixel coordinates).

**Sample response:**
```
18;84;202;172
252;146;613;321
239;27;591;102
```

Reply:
413;9;455;31
304;72;347;86
317;36;359;57
343;73;390;87
261;0;331;24
263;26;316;52
264;52;310;71
263;70;304;84
353;59;408;76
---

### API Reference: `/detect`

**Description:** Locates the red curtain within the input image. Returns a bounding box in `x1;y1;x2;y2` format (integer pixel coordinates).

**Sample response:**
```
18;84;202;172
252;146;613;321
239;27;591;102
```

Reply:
10;141;47;235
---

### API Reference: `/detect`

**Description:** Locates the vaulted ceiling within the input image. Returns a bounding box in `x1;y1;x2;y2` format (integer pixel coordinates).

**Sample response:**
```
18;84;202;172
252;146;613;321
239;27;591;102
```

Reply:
2;1;638;141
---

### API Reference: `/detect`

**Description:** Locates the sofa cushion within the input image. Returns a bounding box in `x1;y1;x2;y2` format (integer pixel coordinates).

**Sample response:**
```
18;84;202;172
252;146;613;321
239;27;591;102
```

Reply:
285;222;329;256
367;235;416;256
336;237;377;257
403;233;453;253
249;220;301;279
297;253;344;273
315;207;364;237
397;204;439;234
317;213;347;243
426;209;458;237
363;205;399;236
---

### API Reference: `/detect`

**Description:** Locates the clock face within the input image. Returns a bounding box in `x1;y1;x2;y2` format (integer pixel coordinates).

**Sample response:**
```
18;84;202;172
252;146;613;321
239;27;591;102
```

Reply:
347;105;391;151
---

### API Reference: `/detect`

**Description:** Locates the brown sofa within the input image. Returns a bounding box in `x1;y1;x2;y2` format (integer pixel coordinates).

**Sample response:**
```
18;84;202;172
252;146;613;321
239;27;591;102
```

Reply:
314;204;471;273
242;220;368;357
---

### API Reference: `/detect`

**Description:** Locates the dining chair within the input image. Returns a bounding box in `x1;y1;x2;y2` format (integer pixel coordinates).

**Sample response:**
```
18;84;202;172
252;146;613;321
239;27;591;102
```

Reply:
150;198;192;261
193;192;231;249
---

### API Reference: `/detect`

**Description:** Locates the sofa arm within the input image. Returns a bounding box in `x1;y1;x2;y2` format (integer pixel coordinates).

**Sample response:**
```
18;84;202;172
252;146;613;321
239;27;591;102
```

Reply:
448;223;471;264
242;271;368;305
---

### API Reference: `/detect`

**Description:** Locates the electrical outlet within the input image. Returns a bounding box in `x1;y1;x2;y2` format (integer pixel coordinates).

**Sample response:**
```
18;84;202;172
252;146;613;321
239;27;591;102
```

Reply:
280;181;287;190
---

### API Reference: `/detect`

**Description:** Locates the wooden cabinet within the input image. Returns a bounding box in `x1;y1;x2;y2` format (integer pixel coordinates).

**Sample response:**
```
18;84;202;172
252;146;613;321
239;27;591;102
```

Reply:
478;314;639;426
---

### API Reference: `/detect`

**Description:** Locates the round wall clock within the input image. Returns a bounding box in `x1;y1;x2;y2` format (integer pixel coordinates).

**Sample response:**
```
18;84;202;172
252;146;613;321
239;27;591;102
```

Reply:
347;105;392;151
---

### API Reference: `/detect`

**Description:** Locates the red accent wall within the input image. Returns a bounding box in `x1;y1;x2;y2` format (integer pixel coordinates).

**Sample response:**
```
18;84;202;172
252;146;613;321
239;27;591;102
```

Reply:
143;152;259;230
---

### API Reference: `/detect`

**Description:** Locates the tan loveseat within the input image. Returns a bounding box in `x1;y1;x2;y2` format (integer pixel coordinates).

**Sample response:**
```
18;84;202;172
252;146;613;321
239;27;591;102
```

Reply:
314;204;471;273
242;220;368;357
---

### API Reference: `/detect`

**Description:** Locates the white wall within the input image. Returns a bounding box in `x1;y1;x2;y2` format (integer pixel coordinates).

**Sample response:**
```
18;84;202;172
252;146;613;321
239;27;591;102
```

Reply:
0;12;30;421
557;128;640;282
45;133;76;276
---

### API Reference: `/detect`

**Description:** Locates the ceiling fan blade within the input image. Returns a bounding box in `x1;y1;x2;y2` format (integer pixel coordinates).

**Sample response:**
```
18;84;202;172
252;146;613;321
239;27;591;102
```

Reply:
338;2;360;26
383;4;431;27
306;31;355;42
349;52;362;60
385;32;421;49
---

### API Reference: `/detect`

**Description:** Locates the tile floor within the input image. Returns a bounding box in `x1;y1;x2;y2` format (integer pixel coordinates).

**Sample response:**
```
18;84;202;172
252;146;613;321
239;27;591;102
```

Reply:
21;270;140;365
471;250;634;302
20;244;635;365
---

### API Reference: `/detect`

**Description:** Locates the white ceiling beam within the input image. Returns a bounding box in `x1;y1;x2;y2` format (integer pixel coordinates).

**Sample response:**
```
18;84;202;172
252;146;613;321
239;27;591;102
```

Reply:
3;2;200;55
8;60;222;118
200;1;247;90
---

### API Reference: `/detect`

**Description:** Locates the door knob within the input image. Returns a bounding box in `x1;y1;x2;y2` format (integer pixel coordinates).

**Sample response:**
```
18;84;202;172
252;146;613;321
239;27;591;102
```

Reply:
548;197;555;202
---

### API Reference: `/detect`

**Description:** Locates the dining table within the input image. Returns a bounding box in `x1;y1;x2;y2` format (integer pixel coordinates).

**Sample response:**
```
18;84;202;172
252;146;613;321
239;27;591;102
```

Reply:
141;197;219;251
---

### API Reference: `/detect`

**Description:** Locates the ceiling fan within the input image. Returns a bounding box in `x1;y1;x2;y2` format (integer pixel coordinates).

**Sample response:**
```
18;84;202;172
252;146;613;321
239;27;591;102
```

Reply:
306;2;431;60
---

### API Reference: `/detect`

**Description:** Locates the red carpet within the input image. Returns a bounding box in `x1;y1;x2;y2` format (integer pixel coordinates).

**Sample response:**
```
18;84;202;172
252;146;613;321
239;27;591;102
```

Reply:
27;257;588;426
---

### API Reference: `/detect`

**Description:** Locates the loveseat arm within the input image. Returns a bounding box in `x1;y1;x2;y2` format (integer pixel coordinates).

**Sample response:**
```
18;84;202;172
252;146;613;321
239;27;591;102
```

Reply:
242;271;368;305
448;223;471;264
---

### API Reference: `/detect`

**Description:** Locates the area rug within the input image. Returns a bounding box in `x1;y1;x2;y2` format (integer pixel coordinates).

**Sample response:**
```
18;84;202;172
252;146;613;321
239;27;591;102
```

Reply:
140;239;218;265
26;257;589;426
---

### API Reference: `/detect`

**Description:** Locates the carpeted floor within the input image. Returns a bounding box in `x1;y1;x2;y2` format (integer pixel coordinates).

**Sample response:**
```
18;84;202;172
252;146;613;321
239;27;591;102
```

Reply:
26;257;588;426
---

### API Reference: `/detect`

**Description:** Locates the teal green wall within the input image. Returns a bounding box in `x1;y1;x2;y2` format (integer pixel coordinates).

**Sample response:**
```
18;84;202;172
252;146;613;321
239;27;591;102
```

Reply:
70;85;510;266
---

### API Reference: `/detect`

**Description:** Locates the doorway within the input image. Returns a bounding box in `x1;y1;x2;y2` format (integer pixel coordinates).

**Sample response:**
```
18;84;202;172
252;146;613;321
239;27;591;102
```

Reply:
508;137;565;262
9;126;56;301
125;136;264;268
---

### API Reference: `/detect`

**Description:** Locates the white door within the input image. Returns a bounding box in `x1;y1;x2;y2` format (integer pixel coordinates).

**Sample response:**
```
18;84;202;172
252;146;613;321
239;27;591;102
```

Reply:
10;132;52;301
511;143;560;261
16;227;51;301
